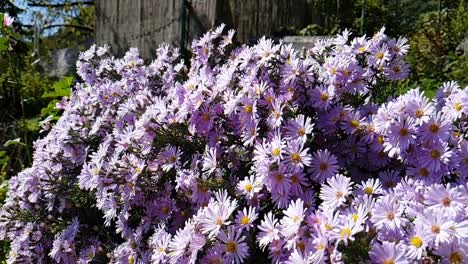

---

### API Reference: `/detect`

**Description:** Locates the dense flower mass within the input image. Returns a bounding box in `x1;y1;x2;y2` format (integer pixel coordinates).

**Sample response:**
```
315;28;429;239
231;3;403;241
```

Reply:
1;25;468;263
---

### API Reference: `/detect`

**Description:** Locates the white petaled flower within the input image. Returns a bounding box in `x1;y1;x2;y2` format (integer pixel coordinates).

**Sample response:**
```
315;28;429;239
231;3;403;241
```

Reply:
285;114;314;141
320;174;353;210
202;147;218;175
425;184;465;218
357;178;382;196
280;199;306;238
167;227;193;263
371;195;407;231
257;212;280;250
406;222;429;260
161;146;182;172
235;206;258;231
200;190;237;238
256;36;280;66
332;219;363;246
415;208;453;246
236;175;263;199
150;226;172;263
284;138;312;169
268;99;285;128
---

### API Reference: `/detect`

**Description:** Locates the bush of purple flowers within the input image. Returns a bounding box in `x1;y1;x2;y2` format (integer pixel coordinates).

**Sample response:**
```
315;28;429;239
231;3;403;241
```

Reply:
1;24;468;264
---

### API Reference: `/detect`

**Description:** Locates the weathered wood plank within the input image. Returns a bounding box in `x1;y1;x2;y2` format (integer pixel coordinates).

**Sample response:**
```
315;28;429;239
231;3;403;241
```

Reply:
96;0;310;59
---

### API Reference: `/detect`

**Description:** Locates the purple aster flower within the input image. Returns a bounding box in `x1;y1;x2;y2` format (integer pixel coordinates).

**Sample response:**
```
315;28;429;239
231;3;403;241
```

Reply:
320;174;353;210
285;114;314;141
418;140;453;173
257;212;280;250
425;184;465;218
49;218;80;263
419;112;451;143
309;149;340;183
309;84;335;110
434;240;468;264
217;226;249;264
371;195;407;231
384;116;417;157
369;241;408;264
284;138;312;170
235;206;258;231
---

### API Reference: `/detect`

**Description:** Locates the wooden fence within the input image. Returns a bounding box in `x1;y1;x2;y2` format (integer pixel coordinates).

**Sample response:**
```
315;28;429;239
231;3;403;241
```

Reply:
95;0;310;59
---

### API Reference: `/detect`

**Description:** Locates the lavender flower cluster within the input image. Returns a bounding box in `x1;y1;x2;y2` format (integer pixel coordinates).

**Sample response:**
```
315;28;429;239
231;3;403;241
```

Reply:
1;25;468;264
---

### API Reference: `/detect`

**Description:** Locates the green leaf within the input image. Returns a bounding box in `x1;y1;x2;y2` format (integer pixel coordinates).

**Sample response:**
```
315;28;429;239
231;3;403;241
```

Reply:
0;38;8;51
42;76;72;98
19;117;40;132
3;138;25;148
41;99;60;118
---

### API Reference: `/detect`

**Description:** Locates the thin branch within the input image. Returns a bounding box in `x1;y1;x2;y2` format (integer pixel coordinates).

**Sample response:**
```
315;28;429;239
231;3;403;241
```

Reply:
27;0;94;8
42;24;94;32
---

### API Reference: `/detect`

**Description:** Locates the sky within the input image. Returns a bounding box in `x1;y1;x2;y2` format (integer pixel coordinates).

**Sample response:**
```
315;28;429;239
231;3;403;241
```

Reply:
11;0;70;35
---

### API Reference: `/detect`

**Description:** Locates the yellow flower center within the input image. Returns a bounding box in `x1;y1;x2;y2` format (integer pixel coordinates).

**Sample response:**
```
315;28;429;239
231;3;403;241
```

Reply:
430;150;441;159
325;223;333;231
415;109;424;118
297;128;306;136
377;135;385;144
272;147;280;156
244;105;253;113
340;227;351;238
245;183;253;192
350;120;360;128
449;251;463;264
168;155;177;163
202;113;211;122
320;93;329;101
291;153;302;163
293;215;302;223
429;124;440;133
364;187;374;195
128;255;135;264
383;259;395;264
351;214;359;222
419;168;429;177
454;102;462;111
376;52;384;59
410;236;423;248
399;128;409;136
316;243;326;250
225;242;237;253
241;216;250;225
275;173;283;182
